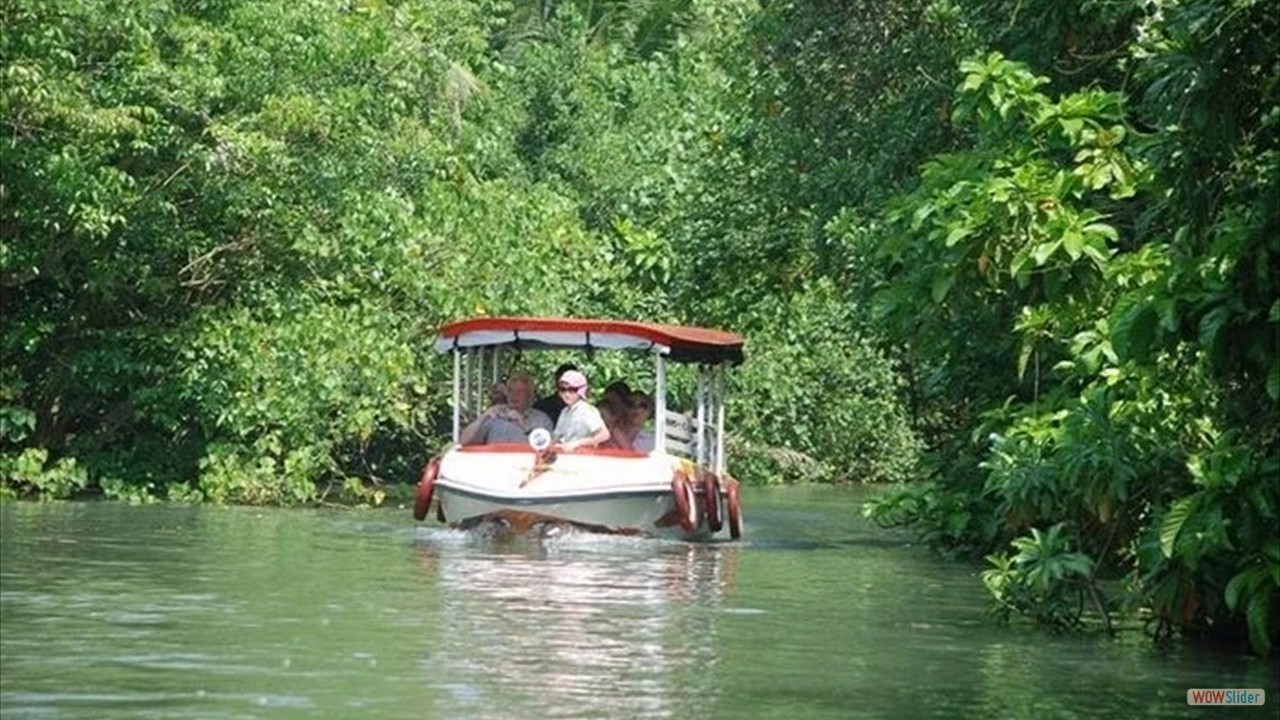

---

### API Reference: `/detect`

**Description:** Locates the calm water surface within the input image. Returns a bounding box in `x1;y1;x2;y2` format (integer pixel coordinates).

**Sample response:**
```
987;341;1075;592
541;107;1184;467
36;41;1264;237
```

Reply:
1;486;1276;719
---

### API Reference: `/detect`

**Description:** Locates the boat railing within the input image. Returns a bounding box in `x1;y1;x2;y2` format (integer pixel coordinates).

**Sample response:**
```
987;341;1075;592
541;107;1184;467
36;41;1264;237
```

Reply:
664;411;695;458
662;406;723;473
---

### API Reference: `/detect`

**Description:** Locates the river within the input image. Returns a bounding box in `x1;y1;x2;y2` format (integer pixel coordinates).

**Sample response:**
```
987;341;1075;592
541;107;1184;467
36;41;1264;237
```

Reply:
1;486;1275;719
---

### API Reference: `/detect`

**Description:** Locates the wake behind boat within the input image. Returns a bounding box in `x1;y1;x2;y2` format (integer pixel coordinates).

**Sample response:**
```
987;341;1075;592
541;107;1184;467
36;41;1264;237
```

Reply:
412;316;745;540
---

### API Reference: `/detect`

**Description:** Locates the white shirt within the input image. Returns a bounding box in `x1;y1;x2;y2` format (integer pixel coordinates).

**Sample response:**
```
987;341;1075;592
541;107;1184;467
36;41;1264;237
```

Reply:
554;400;606;443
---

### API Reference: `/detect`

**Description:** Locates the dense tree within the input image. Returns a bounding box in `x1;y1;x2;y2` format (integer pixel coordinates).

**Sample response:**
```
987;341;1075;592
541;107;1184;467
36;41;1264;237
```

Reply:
1;0;919;501
1;0;615;501
859;0;1278;654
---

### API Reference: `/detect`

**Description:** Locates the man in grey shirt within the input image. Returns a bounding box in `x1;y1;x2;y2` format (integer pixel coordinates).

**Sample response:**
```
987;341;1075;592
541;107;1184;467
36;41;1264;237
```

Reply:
460;372;554;445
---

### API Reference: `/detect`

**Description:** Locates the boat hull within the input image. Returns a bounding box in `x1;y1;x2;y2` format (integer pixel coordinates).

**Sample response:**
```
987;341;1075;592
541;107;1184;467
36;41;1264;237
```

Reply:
428;445;718;539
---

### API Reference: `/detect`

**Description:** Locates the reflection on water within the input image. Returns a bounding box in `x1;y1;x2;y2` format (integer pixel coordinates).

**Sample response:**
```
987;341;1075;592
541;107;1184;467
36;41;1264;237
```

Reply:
412;530;738;719
1;491;1277;720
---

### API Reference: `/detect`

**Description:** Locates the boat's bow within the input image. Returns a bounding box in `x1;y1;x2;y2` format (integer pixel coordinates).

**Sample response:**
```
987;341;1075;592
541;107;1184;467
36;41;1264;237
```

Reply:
432;445;696;536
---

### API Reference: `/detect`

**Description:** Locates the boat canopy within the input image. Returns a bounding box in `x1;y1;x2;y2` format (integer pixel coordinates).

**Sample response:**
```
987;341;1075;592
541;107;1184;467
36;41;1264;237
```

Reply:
433;316;745;365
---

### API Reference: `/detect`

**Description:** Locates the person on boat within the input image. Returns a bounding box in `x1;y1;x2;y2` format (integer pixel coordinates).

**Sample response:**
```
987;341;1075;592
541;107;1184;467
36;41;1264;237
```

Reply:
603;390;655;451
460;372;553;446
626;391;656;452
595;380;633;448
602;380;632;408
533;362;577;424
487;381;507;407
552;369;611;451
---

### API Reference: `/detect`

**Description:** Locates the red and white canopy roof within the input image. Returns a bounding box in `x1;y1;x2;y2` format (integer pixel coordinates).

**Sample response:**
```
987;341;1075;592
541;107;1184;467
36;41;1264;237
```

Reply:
433;316;745;365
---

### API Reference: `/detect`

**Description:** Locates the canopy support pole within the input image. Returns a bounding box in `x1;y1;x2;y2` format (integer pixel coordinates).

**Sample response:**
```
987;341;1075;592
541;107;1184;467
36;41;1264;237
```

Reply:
714;363;726;477
696;365;707;469
654;352;667;455
480;346;490;410
471;347;481;418
452;348;461;443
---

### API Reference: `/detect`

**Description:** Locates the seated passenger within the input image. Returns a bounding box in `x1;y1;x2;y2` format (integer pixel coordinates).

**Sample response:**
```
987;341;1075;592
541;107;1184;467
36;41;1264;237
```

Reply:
607;391;655;452
601;380;632;410
552;370;610;451
626;391;656;452
533;363;577;425
595;380;635;448
487;381;507;407
460;372;553;446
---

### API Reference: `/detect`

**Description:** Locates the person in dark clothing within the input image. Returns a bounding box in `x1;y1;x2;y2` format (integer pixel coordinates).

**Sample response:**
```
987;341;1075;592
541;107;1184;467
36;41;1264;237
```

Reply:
533;362;578;424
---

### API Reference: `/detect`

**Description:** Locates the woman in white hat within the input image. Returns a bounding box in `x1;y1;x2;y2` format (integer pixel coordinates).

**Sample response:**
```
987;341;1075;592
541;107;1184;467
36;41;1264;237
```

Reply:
552;369;611;451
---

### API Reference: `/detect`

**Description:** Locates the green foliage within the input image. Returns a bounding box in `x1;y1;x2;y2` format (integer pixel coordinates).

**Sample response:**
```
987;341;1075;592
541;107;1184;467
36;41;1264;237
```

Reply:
666;0;984;319
727;279;920;484
0;405;37;445
1135;433;1280;654
2;0;622;502
1;0;919;507
865;477;1000;551
99;475;162;505
862;0;1278;655
1224;537;1280;657
983;523;1097;630
0;375;86;499
0;448;88;500
196;437;325;506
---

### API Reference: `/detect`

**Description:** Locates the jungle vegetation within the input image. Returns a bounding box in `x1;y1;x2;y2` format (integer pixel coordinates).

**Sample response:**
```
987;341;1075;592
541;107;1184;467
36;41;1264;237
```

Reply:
1;0;1275;654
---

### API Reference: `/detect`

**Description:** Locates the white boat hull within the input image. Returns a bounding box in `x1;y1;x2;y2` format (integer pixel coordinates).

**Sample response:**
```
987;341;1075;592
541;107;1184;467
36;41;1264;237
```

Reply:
430;446;719;539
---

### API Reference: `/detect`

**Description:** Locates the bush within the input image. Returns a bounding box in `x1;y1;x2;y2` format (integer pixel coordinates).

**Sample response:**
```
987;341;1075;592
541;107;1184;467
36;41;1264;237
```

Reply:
728;279;921;484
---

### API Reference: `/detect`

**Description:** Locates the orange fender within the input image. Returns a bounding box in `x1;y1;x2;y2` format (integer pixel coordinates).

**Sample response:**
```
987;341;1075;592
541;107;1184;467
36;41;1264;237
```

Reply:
725;475;744;540
671;470;699;534
700;471;723;533
412;458;440;522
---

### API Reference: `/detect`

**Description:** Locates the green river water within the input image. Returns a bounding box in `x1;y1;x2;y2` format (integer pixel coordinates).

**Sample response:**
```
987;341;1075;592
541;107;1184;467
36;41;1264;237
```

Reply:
1;486;1276;719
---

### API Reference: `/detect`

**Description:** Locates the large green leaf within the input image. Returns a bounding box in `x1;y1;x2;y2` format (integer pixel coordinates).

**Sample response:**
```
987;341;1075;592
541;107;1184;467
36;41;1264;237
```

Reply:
1160;496;1197;559
1111;302;1158;362
1246;593;1273;656
1198;304;1232;352
1032;239;1061;266
1224;568;1250;612
931;273;955;303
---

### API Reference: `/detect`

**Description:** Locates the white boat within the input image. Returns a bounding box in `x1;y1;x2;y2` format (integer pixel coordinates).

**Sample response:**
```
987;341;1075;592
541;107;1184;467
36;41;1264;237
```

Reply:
412;316;745;540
